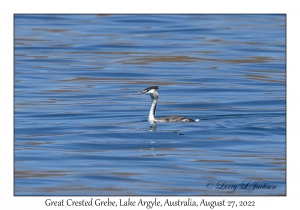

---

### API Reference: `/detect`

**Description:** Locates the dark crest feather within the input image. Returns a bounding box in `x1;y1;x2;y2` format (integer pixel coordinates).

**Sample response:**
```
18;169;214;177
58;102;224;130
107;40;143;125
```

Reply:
145;86;159;91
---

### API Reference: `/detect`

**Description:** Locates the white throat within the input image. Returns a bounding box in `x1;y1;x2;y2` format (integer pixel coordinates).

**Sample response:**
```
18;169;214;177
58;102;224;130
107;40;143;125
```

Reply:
148;92;158;122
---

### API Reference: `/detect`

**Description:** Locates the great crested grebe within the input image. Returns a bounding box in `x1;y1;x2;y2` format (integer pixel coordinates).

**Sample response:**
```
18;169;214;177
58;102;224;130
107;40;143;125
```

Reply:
135;86;199;123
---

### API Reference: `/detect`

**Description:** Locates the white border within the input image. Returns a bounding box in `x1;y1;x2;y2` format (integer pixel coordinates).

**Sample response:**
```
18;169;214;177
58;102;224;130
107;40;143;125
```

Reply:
1;0;296;209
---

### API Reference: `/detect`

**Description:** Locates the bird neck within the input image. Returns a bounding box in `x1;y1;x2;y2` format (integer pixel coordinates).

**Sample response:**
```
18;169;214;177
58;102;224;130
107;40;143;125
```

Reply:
148;98;158;122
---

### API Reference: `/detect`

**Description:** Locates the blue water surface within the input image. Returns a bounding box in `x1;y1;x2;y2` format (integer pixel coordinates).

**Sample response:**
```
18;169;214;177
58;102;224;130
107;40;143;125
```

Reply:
14;14;286;195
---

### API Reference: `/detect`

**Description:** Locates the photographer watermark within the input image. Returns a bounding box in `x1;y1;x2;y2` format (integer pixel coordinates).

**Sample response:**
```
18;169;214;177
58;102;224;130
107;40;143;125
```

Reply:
206;181;276;192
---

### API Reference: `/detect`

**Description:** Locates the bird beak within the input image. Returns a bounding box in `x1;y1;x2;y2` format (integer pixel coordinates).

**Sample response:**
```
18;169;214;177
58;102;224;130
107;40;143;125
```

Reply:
134;91;144;95
134;89;148;95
